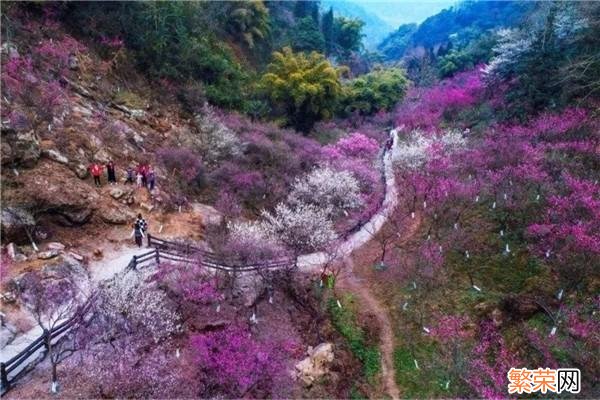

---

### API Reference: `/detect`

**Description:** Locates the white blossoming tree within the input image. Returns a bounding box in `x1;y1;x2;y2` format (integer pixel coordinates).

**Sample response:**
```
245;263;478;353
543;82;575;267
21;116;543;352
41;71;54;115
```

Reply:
226;220;287;264
262;202;336;254
98;270;180;343
394;129;467;170
482;28;532;84
194;105;242;164
288;166;362;217
393;130;433;170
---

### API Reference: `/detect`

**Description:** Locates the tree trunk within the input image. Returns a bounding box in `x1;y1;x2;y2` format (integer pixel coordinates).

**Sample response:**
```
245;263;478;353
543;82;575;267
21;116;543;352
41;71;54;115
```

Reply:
51;363;58;393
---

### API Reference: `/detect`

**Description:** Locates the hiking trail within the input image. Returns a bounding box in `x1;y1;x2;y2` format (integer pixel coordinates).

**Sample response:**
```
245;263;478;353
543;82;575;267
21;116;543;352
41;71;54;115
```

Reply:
341;256;400;400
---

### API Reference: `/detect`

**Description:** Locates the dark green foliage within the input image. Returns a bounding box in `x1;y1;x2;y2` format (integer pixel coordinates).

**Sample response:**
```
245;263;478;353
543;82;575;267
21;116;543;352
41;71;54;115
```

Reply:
294;0;320;24
499;2;600;114
61;2;251;110
410;1;533;51
289;17;326;53
377;23;417;61
437;32;497;77
332;16;365;60
321;7;335;55
342;68;409;115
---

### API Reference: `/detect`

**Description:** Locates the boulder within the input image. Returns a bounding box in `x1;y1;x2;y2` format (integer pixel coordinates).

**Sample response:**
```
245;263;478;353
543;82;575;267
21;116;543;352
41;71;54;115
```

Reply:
47;242;66;251
234;272;265;307
68;54;79;70
6;243;26;262
140;202;154;212
68;251;84;262
0;127;40;168
191;203;223;226
1;42;19;59
295;343;334;386
132;131;144;146
43;149;69;165
1;207;35;244
130;109;145;119
100;207;135;225
110;188;125;200
72;105;93;118
37;249;60;260
73;163;89;179
0;292;16;304
94;149;111;164
56;207;94;226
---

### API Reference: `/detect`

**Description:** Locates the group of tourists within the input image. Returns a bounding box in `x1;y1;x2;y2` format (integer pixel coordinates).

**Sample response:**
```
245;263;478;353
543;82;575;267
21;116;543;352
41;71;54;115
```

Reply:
88;161;156;190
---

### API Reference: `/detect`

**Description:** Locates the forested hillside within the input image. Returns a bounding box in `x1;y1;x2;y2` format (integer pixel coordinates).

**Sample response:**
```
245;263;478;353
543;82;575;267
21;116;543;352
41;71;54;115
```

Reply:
1;1;598;399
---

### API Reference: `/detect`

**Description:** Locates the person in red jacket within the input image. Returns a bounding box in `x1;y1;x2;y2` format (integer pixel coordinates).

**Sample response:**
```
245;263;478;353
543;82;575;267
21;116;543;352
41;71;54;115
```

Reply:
89;163;103;187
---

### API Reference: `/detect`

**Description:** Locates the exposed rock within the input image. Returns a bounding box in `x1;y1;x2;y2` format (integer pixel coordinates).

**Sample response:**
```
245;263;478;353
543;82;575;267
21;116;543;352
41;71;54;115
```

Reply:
130;109;145;119
73;163;89;179
110;188;125;199
0;319;17;348
7;242;19;260
6;243;26;262
43;149;69;165
47;242;66;251
68;251;84;261
295;343;334;386
68;54;79;70
140;202;154;212
72;105;93;118
94;149;111;164
1;207;35;244
491;308;504;327
235;272;265;307
1;42;19;59
191;203;222;226
100;207;135;225
0;127;40;168
10;161;99;227
37;249;60;260
0;292;16;304
132;131;144;146
56;208;94;225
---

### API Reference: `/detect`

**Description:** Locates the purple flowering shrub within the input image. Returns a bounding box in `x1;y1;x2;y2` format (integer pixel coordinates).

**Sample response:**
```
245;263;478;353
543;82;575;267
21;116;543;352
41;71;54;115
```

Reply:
190;325;294;397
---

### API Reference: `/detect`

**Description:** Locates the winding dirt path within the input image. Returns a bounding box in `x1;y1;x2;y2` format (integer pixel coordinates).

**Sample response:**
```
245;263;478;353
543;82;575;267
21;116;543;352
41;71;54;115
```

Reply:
297;128;399;271
340;256;400;400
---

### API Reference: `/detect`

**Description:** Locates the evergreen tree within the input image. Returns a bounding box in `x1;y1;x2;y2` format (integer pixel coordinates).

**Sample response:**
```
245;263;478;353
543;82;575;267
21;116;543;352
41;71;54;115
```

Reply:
289;17;325;53
321;7;334;55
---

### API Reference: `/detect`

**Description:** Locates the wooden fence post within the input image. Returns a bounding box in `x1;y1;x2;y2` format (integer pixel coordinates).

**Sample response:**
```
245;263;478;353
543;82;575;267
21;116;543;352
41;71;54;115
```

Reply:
147;234;152;248
132;255;137;271
155;249;160;265
1;362;8;391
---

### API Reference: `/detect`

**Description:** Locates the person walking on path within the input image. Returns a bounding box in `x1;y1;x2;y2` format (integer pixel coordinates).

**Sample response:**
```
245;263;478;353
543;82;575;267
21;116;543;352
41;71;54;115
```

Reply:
89;163;103;187
136;171;143;187
135;213;148;234
125;166;135;184
106;160;117;184
131;218;145;247
147;168;156;191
